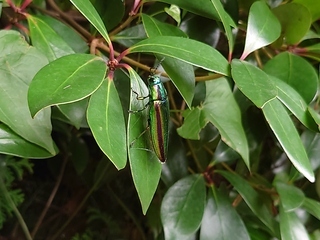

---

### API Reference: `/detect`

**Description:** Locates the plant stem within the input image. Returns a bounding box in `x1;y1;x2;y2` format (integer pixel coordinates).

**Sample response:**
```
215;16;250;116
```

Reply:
0;178;32;240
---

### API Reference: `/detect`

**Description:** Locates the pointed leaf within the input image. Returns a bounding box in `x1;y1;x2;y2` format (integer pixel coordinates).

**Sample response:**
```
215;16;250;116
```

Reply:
28;53;107;117
87;78;127;170
302;197;320;220
231;59;277;108
200;186;250;240
279;203;310;240
0;30;56;154
264;52;318;104
203;78;249;168
210;0;236;57
70;0;110;43
271;76;318;131
216;170;276;233
241;1;281;59
274;182;305;212
27;14;74;62
262;98;314;182
129;36;229;76
127;68;161;214
161;174;206;239
0;123;54;158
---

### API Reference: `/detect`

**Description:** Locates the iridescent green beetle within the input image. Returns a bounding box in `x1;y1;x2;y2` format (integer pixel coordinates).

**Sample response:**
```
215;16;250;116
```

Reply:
147;74;169;162
131;72;169;163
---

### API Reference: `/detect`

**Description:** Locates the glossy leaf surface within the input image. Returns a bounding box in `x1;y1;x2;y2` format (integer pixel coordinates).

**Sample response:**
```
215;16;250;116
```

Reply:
302;197;320;220
264;52;318;104
161;174;206;239
27;14;74;62
28;54;106;117
279;204;310;240
231;59;277;108
0;30;56;154
0;123;54;158
262;99;314;182
272;2;311;45
217;170;276;232
200;186;250;240
129;36;229;76
87;78;127;170
70;0;110;43
241;1;280;59
127;68;161;214
275;182;305;212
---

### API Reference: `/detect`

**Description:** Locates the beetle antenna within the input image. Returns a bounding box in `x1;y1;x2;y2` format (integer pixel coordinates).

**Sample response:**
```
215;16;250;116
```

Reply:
150;57;165;74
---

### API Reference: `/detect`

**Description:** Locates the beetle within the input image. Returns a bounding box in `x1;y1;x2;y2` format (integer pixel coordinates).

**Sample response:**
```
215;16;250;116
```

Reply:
130;71;169;163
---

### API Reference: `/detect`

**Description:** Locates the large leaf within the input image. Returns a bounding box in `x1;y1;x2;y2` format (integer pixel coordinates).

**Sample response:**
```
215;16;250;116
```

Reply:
203;78;249;168
274;182;305;212
129;36;229;76
161;174;206;240
0;30;56;154
36;15;89;53
279;203;310;240
293;0;320;22
272;2;311;45
28;54;107;117
0;123;54;158
142;14;194;108
87;78;127;170
241;1;281;59
70;0;110;43
27;14;74;62
127;68;161;214
231;59;277;108
262;98;314;182
216;170;276;233
264;52;318;104
200;186;250;240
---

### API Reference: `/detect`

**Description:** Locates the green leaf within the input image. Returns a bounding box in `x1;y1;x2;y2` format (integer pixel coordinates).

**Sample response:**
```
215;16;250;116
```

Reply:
293;0;320;22
262;98;314;182
161;174;206;239
27;14;74;62
70;0;110;43
272;2;311;45
241;1;281;59
210;0;236;57
274;182;305;212
36;15;89;53
129;36;229;76
177;108;207;140
57;98;89;129
87;78;127;170
301;130;320;170
164;4;181;25
279;203;310;240
141;14;194;108
0;123;54;158
270;76;318;131
216;170;276;233
203;78;249;168
113;24;147;48
264;52;318;104
127;68;161;214
28;53;107;117
147;0;221;21
302;197;320;220
200;186;250;240
231;60;277;108
0;30;56;154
